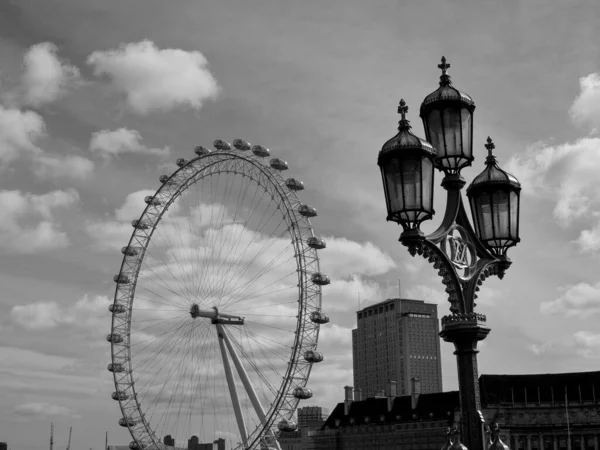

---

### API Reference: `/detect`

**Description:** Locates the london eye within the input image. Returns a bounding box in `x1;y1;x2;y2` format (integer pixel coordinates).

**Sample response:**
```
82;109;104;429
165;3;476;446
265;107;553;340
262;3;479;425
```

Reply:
107;139;329;450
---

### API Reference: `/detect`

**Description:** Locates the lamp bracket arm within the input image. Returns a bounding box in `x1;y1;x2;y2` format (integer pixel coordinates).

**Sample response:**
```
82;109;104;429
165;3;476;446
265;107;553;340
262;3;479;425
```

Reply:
402;238;465;314
425;182;462;244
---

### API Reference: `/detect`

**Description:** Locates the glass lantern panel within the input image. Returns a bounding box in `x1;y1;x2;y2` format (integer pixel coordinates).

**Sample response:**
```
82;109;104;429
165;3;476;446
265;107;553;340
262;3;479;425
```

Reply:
509;190;519;240
400;158;422;211
442;107;463;158
425;110;444;156
476;193;494;241
384;158;403;214
492;191;509;239
460;107;472;160
421;157;434;212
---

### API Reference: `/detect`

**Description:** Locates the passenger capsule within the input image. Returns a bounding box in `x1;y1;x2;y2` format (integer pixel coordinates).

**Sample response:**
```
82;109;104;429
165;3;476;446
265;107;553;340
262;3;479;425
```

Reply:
176;158;187;167
112;391;129;401
285;178;304;191
293;387;313;400
114;274;131;284
233;139;251;151
107;333;123;344
252;145;270;157
213;139;231;151
129;442;140;450
277;419;297;432
298;204;317;217
119;417;136;427
311;272;330;286
194;146;211;156
270;158;288;171
144;196;161;206
159;175;169;183
132;219;150;230
109;303;127;314
121;246;140;257
108;363;124;373
304;350;324;363
307;236;326;249
310;311;329;324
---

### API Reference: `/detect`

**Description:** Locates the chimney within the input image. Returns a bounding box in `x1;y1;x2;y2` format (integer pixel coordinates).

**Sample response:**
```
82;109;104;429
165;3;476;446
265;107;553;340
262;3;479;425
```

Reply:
353;388;363;402
387;380;397;397
411;377;421;409
387;380;397;412
344;386;354;415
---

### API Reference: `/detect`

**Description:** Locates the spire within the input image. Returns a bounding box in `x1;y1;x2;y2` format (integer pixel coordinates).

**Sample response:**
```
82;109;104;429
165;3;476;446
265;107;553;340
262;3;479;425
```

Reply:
438;56;452;86
485;136;497;163
397;99;411;131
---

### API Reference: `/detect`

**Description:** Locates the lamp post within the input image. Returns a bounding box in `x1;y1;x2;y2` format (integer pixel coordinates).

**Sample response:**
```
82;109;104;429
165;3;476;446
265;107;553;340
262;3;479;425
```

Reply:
377;57;521;450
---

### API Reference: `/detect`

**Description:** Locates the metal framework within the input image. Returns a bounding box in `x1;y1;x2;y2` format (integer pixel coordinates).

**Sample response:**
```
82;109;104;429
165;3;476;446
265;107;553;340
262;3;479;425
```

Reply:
400;174;511;450
108;141;327;450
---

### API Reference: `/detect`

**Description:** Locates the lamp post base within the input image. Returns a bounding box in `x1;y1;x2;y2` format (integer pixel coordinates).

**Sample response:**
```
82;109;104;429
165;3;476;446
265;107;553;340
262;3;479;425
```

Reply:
440;315;490;450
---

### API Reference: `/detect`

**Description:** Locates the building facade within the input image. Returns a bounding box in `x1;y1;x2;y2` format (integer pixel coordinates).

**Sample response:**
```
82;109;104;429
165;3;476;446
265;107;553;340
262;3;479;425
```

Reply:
480;371;600;450
352;298;442;397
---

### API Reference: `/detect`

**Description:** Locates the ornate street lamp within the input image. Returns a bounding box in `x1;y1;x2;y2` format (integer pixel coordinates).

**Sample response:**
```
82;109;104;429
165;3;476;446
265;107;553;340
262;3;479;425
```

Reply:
378;99;436;235
377;57;522;450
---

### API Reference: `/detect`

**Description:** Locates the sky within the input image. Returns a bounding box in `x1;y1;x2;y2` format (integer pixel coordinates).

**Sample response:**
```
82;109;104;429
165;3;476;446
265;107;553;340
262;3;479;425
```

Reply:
1;0;600;448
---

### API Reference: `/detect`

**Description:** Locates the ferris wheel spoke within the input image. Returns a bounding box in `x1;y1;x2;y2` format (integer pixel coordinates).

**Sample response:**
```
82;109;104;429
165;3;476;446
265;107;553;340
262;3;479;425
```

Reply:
210;194;282;300
217;236;292;309
136;270;192;309
146;226;199;306
148;320;198;441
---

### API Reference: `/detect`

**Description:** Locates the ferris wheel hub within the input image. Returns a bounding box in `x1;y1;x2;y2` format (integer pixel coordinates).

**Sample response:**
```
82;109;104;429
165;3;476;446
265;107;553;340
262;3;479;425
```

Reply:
189;303;244;325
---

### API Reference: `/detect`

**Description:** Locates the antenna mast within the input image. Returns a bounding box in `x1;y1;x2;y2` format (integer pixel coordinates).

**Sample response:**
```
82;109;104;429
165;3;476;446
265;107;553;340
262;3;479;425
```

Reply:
66;427;72;450
49;422;54;450
105;431;108;450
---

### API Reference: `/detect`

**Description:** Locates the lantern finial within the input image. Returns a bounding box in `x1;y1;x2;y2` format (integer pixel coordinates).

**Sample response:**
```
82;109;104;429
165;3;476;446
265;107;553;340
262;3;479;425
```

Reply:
485;136;496;163
397;99;411;131
438;56;451;86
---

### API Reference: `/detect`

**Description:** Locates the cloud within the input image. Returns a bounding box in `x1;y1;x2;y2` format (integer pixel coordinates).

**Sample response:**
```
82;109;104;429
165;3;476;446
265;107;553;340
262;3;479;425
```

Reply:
319;236;396;279
11;294;109;331
0;188;79;253
569;73;600;134
573;331;600;359
0;104;45;166
505;73;600;249
85;189;155;251
87;40;220;114
90;128;169;159
404;284;448;307
14;402;71;418
32;153;94;179
20;42;81;107
540;282;600;318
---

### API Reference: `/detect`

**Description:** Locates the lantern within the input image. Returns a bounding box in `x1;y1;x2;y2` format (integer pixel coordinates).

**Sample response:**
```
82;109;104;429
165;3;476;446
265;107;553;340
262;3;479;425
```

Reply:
378;99;436;232
420;56;476;173
466;137;521;256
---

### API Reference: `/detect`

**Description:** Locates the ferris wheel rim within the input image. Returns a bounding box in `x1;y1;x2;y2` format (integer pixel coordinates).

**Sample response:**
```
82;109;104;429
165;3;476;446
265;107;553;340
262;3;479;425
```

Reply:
109;145;324;450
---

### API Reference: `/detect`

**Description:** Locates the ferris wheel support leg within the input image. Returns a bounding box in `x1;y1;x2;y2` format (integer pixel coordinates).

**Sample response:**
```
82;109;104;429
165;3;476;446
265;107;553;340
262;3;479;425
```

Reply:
217;326;248;448
219;325;282;450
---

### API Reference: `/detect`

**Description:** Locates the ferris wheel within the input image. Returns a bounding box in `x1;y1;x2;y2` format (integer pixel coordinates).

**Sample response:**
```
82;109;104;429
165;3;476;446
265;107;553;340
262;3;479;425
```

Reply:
106;139;330;450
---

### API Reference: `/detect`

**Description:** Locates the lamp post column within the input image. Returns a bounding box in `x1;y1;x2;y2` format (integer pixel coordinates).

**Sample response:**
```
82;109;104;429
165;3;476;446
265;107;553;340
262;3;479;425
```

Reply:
440;317;490;450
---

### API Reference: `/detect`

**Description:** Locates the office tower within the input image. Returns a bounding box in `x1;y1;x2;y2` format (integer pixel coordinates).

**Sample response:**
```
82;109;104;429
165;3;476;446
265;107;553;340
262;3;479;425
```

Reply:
352;298;442;398
297;406;329;428
163;435;175;446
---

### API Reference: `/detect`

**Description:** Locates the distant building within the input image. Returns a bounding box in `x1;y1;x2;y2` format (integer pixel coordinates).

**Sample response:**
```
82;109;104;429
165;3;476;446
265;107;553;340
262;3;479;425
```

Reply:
298;371;600;450
479;371;600;450
213;437;225;450
352;298;442;398
279;406;330;450
310;384;459;450
298;406;330;428
163;434;175;446
0;443;7;450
